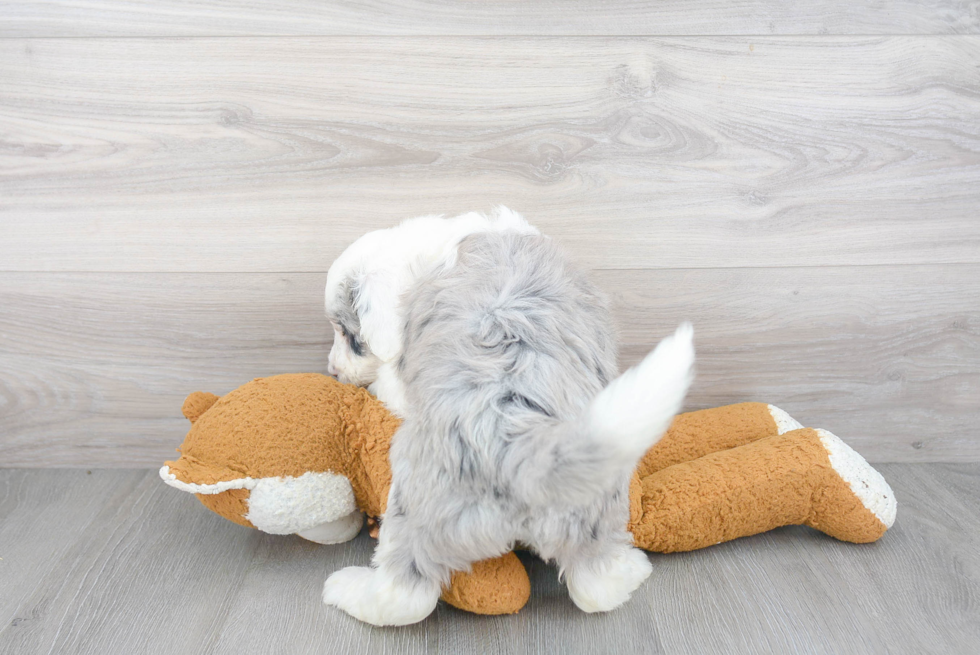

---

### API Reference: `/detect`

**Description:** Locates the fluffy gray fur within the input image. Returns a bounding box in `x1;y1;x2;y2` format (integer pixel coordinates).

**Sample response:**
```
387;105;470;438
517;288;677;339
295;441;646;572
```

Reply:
380;231;627;583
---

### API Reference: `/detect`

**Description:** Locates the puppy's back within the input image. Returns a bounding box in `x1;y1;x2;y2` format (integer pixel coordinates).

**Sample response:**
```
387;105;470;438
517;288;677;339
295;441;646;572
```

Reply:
397;231;618;442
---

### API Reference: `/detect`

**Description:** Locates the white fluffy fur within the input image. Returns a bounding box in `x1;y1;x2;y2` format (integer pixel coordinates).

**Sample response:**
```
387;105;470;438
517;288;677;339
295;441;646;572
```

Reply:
322;566;440;626
588;323;695;468
565;545;654;613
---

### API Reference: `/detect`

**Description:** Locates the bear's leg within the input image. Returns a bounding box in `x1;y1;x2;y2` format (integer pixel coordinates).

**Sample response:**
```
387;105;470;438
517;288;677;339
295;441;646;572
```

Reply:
440;552;531;615
632;428;896;553
636;402;802;478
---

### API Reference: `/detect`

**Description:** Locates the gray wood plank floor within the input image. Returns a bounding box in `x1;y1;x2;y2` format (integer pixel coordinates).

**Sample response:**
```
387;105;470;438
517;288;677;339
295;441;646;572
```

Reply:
1;465;977;655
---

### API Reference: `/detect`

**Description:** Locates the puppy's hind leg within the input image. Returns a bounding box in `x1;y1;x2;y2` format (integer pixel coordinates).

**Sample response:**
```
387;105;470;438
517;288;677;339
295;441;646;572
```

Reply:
322;502;443;626
561;536;653;613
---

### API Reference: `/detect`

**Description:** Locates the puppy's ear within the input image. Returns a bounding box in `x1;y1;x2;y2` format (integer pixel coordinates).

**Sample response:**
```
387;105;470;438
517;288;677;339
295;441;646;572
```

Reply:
352;272;402;362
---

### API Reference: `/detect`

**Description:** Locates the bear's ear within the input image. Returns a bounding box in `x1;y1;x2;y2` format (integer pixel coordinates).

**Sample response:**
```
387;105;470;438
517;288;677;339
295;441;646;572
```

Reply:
182;392;219;423
352;272;402;363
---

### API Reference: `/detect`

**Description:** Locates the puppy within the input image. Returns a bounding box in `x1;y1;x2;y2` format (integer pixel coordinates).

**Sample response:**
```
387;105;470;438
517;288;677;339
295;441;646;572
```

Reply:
323;210;695;626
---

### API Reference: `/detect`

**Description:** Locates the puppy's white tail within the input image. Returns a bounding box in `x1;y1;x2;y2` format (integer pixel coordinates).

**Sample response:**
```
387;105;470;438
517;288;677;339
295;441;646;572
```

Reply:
586;322;695;470
513;324;695;506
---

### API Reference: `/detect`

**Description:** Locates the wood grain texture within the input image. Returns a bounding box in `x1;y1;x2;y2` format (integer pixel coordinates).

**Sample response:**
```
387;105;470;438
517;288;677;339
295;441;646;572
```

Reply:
2;0;978;37
0;272;333;467
1;266;976;467
1;465;978;654
2;37;979;272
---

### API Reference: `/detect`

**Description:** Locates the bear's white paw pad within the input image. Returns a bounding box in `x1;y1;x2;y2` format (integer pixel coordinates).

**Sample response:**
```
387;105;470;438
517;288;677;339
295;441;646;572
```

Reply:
323;566;438;626
566;548;653;613
816;429;897;528
768;404;803;434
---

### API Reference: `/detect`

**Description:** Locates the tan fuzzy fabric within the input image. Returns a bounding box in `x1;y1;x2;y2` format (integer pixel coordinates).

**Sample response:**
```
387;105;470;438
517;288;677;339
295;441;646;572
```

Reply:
182;392;220;424
440;552;531;615
168;374;360;484
166;374;400;517
631;428;888;553
337;389;399;518
198;489;254;528
626;473;643;535
636;402;778;478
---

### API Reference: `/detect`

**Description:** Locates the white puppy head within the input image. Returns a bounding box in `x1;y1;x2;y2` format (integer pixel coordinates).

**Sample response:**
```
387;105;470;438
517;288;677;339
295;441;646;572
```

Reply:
325;207;538;387
325;231;402;387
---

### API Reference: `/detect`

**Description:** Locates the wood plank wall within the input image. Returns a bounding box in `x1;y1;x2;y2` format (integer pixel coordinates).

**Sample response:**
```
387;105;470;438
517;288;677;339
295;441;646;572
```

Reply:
1;3;978;466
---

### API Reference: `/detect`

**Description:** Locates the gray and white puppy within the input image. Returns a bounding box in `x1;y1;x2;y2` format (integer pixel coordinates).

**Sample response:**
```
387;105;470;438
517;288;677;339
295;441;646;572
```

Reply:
323;216;694;626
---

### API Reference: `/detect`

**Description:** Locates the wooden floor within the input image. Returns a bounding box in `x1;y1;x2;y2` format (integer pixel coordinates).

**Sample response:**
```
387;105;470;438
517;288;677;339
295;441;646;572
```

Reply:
1;464;978;655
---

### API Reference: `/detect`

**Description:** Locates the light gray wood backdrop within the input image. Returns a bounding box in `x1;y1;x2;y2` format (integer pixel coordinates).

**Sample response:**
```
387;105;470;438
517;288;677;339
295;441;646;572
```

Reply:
1;3;978;466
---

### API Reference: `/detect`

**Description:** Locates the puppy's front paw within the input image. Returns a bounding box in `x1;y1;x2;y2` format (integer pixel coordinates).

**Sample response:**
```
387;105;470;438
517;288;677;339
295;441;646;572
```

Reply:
323;566;439;626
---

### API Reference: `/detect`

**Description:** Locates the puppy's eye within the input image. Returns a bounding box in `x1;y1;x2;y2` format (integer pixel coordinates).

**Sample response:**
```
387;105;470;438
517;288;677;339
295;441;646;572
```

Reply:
347;330;364;357
336;322;364;357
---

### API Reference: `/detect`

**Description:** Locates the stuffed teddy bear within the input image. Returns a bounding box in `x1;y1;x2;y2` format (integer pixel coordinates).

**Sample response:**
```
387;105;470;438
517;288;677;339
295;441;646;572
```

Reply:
160;373;896;615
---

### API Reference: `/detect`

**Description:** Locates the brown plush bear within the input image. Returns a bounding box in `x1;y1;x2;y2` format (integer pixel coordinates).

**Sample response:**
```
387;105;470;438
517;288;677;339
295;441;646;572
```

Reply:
161;374;896;615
